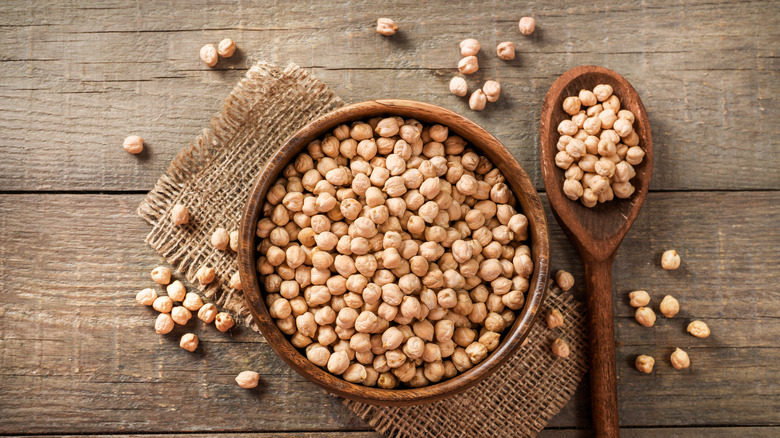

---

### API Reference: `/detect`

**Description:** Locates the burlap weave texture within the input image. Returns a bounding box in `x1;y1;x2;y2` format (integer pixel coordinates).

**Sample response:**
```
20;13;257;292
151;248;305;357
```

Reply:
137;61;588;438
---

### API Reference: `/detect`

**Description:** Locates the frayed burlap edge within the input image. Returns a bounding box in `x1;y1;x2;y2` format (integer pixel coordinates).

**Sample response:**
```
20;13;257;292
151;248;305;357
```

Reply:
137;61;588;437
137;62;345;326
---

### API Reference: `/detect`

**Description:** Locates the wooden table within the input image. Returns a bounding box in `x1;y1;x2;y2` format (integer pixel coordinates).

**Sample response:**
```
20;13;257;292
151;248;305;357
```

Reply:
1;1;778;436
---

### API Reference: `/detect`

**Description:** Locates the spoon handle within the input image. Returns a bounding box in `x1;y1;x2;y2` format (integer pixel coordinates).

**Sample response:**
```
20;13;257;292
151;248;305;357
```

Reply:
584;257;620;437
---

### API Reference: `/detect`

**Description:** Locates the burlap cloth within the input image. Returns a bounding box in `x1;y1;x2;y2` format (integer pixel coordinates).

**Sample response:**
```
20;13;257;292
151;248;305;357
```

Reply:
138;62;588;438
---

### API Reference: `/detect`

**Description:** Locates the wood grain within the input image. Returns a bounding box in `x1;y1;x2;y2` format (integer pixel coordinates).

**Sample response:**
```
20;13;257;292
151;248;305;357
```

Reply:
1;192;778;434
1;0;778;191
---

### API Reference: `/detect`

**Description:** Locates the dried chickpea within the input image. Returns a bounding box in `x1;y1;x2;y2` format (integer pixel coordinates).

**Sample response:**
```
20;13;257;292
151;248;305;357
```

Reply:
183;292;204;311
199;44;218;67
218;38;237;58
151;267;172;285
458;56;479;75
518;16;535;35
469;89;487;111
555;270;574;291
661;249;681;270
123;135;144;154
235;370;260;389
197;303;218;323
155;313;174;334
171;204;190;225
628;290;650;307
171;306;192;325
635;307;656;327
215;312;235;332
376;18;398;36
482;81;501;103
687;320;710;338
136;288;157;306
211;227;229;250
153;296;173;313
180;333;198;352
546;309;564;328
196;266;216;285
670;348;690;369
659;295;680;318
635;355;654;373
449;76;468;97
496;41;515;60
459;38;481;56
551;338;570;358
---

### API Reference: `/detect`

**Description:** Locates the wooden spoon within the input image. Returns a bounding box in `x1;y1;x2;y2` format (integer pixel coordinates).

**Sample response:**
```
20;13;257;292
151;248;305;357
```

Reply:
539;66;653;437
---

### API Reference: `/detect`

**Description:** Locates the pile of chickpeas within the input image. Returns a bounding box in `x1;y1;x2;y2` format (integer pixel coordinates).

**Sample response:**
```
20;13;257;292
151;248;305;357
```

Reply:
256;116;533;388
554;84;645;207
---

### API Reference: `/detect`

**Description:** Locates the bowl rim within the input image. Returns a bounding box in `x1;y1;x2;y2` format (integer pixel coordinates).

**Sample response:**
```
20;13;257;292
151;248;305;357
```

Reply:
238;99;550;405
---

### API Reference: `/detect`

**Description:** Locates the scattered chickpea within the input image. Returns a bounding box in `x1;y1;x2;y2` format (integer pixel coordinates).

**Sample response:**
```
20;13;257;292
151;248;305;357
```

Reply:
152;296;173;313
659;295;679;318
551;338;570;358
123;135;144;155
376;18;398;36
211;228;229;251
235;370;260;388
459;38;481;56
183;292;204;311
198;303;218;323
635;307;656;327
136;288;157;306
196;266;216;285
458;56;479;75
151;267;172;285
171;306;192;325
670;347;690;369
155;313;175;334
635;355;654;373
167;280;186;302
518;17;535;35
199;44;218;67
496;41;515;60
215;312;235;332
482;81;501;103
171;204;189;225
555;270;574;291
661;249;681;270
469;90;487;111
217;38;236;58
449;76;468;97
687;320;710;338
628;290;650;307
546;309;564;328
180;333;199;352
229;230;240;252
229;271;242;290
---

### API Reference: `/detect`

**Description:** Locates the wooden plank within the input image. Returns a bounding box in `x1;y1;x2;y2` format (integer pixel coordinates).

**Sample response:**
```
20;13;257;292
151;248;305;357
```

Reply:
1;191;777;434
539;427;780;438
1;0;778;191
23;428;780;438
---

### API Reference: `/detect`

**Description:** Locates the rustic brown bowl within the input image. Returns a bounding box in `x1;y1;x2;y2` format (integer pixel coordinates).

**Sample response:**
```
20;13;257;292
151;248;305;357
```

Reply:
238;99;550;405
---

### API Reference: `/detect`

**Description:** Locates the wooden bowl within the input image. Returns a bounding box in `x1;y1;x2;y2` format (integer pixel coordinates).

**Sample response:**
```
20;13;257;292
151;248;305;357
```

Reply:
238;99;550;405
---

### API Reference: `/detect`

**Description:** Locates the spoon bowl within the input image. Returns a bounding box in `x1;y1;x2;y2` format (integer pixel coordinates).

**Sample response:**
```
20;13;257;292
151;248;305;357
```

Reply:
540;65;653;437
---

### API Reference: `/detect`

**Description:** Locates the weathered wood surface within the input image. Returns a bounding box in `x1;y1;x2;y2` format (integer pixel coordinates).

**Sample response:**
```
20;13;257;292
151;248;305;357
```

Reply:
22;428;780;438
1;0;778;192
1;0;779;436
1;192;778;435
